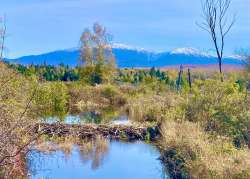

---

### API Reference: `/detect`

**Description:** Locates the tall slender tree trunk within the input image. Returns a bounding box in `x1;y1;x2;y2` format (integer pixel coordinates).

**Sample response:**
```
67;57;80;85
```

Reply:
187;68;192;90
176;65;183;92
218;57;223;82
0;17;6;61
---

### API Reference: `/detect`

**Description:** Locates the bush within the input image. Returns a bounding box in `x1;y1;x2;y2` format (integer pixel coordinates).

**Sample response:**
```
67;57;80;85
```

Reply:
101;85;120;105
33;82;69;117
69;84;126;111
180;79;250;146
160;120;250;179
127;93;180;122
0;62;37;178
80;64;110;85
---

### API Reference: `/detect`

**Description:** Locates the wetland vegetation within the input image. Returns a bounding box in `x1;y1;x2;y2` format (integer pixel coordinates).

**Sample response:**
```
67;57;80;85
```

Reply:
1;1;250;178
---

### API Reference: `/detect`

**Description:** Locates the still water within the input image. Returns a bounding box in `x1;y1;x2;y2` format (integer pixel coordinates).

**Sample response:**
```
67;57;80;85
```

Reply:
28;140;168;179
44;111;131;125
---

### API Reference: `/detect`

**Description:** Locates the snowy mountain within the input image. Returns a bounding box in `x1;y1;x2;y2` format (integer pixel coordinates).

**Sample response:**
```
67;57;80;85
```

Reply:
112;43;149;52
5;44;244;68
170;48;212;57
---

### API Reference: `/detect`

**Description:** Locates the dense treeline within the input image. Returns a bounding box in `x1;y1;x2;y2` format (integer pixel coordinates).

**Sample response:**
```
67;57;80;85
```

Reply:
7;62;80;81
117;67;173;85
7;62;193;90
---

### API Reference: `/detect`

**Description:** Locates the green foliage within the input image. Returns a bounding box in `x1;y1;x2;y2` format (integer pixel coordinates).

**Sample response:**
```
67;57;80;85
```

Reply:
7;62;80;81
178;74;190;91
79;63;115;85
236;79;247;92
33;82;69;118
180;79;250;145
116;67;172;86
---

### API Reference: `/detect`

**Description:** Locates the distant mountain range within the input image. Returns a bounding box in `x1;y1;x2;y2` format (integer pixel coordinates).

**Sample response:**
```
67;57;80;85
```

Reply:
5;44;244;68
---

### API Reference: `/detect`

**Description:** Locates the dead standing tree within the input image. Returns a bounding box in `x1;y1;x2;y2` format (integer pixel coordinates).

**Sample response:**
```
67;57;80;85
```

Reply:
176;65;183;91
198;0;236;82
0;16;6;60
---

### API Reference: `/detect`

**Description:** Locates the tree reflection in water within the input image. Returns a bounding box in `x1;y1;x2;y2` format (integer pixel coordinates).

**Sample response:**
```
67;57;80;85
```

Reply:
78;136;109;170
31;136;109;171
28;138;169;179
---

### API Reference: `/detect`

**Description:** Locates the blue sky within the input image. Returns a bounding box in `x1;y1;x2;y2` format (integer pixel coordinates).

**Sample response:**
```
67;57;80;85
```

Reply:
0;0;249;58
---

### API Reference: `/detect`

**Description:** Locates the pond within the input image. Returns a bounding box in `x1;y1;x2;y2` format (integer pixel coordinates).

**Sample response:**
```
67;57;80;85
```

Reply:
28;140;169;179
43;110;131;125
29;111;168;179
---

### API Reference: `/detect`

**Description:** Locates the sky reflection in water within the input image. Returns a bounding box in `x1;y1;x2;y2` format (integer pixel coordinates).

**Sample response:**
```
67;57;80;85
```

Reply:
44;111;131;125
28;140;168;179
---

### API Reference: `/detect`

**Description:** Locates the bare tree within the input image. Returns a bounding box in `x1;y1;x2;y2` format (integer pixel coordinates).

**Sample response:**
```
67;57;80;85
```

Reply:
198;0;236;82
0;16;6;61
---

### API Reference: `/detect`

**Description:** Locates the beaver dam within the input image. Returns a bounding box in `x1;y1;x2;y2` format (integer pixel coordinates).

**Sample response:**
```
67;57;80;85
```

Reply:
27;114;169;179
34;122;161;141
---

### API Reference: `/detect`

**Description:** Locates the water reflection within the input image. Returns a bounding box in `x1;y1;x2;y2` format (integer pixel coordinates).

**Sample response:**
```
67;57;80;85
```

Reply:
28;139;169;179
78;136;109;170
43;109;130;125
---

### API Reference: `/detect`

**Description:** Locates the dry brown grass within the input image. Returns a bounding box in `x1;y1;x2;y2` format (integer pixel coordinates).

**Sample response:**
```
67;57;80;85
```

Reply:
69;84;126;111
161;120;250;178
127;93;181;122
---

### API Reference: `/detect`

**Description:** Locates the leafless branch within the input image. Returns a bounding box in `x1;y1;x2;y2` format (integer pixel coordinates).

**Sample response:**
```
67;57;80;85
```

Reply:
198;0;236;82
0;15;6;61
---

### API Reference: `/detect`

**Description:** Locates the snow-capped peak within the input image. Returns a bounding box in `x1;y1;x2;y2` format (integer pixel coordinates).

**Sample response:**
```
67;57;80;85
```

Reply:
111;43;151;52
170;47;211;57
226;54;247;61
64;43;152;53
65;47;78;52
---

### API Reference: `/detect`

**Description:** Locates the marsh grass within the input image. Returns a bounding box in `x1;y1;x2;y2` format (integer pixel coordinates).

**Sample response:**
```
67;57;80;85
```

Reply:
161;120;250;178
27;69;250;178
127;92;182;122
69;84;127;111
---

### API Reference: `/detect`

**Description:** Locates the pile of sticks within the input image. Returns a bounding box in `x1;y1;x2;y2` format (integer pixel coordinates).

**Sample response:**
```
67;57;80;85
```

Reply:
33;123;160;141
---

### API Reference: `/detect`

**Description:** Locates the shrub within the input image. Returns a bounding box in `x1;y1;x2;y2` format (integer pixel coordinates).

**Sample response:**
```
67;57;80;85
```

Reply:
0;62;38;178
33;82;69;117
69;84;126;111
80;64;115;85
101;85;121;105
181;79;250;146
127;93;180;122
160;120;250;179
